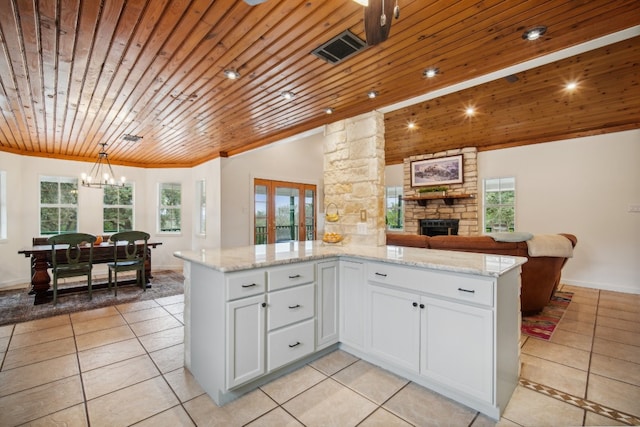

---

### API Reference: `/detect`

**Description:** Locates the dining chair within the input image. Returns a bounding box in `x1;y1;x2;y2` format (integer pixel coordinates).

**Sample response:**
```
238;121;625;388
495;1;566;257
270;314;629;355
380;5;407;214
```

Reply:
108;231;150;296
47;232;97;305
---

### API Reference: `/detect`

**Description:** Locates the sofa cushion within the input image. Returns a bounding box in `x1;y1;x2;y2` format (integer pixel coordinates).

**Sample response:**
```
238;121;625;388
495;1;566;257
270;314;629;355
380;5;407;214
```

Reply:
428;235;528;256
386;233;429;248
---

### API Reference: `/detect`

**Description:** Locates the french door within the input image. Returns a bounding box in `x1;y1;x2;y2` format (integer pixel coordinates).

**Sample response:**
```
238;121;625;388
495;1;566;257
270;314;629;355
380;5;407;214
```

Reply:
254;179;316;244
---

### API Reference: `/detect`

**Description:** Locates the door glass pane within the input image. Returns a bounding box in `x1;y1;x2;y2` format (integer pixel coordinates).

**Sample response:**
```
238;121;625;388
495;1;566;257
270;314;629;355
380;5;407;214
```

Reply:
275;186;298;242
255;184;268;244
305;189;315;240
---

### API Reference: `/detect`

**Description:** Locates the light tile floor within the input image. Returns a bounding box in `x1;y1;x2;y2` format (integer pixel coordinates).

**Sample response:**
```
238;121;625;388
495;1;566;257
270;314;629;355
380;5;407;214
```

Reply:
0;284;639;426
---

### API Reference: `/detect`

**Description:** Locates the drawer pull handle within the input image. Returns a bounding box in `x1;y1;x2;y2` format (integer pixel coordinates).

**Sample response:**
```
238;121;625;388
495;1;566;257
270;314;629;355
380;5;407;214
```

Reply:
288;304;301;309
458;287;475;294
288;341;301;348
288;274;301;279
242;283;257;288
375;272;387;277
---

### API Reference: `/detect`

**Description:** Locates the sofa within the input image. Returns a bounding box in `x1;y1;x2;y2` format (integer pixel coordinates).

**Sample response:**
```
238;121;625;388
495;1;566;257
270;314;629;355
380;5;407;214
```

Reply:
386;232;577;315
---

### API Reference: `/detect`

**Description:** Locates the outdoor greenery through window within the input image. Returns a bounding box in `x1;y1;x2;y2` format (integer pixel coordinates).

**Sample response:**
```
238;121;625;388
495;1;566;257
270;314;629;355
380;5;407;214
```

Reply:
483;177;515;232
103;183;133;233
40;176;78;235
385;186;404;230
159;182;182;232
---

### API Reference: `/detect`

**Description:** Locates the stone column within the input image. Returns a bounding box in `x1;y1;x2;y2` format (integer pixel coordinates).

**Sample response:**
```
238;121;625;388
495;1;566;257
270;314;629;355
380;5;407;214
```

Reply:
323;111;386;246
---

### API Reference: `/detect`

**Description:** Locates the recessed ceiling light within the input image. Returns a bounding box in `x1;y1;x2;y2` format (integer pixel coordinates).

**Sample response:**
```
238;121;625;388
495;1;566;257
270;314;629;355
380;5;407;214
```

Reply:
280;91;295;100
224;69;240;80
367;90;379;99
423;68;439;78
465;107;475;116
565;81;578;91
325;107;334;114
407;122;416;129
522;25;547;41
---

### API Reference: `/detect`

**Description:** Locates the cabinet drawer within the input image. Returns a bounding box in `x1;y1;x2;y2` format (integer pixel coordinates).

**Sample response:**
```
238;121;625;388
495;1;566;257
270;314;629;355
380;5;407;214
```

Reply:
268;283;315;331
267;319;315;371
267;263;315;291
367;262;494;307
226;270;266;300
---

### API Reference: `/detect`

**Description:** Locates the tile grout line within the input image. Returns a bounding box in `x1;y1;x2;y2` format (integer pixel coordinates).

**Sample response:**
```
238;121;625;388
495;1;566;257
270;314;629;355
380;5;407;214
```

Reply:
519;377;640;426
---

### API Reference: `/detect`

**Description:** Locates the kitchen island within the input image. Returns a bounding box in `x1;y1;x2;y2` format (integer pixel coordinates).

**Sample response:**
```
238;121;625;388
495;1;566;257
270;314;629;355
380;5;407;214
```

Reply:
174;241;526;420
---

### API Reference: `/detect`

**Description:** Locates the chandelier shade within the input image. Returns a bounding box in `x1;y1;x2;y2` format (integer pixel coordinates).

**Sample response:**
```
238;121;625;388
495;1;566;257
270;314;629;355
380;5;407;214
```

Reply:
81;143;125;188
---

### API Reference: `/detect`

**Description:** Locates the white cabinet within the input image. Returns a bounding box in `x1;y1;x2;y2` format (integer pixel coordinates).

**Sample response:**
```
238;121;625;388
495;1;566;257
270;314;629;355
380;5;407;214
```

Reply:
226;294;266;388
338;259;365;351
365;261;498;409
316;260;339;349
421;297;493;402
366;284;421;372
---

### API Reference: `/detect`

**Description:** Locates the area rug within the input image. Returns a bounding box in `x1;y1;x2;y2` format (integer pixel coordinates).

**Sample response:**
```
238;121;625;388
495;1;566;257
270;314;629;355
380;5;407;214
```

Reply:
521;291;573;340
0;270;184;327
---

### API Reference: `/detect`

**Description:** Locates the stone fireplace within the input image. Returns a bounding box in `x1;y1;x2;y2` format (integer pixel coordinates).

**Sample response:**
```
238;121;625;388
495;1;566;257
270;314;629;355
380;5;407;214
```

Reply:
403;148;479;236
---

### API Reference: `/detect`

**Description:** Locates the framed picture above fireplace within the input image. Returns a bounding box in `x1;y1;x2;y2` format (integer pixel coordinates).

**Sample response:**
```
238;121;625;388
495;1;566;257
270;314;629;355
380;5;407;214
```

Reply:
411;155;463;187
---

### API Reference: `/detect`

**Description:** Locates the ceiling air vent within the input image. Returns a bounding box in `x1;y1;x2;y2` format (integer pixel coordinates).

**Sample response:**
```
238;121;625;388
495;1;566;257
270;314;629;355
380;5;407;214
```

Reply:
122;134;143;142
312;30;367;65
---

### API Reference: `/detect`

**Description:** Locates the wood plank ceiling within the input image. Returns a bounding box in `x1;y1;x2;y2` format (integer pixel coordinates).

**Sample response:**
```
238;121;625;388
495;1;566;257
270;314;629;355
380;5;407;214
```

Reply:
0;0;638;168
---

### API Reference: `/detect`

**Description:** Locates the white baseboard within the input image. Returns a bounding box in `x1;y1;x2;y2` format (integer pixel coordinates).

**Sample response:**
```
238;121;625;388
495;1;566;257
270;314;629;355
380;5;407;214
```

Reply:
562;279;640;295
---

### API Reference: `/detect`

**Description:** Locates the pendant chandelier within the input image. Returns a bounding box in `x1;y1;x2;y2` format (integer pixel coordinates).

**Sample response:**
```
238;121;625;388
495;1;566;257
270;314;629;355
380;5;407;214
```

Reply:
80;143;125;188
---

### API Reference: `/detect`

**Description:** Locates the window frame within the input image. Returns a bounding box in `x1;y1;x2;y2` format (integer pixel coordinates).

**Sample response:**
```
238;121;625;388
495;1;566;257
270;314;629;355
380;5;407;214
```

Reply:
196;179;206;237
385;186;404;231
158;182;182;234
103;182;134;234
483;177;516;233
39;175;79;235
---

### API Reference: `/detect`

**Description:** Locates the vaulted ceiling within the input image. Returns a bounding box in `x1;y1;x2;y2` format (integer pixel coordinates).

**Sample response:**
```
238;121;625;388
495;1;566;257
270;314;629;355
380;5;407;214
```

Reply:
0;0;638;168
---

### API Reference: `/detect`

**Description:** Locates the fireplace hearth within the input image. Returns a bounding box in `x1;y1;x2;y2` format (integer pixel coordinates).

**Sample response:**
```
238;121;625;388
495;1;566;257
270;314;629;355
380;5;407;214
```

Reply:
420;219;459;236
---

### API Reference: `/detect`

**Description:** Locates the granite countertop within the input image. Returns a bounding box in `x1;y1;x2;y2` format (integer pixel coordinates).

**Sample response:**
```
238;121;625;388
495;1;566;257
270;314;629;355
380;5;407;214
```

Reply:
174;241;526;277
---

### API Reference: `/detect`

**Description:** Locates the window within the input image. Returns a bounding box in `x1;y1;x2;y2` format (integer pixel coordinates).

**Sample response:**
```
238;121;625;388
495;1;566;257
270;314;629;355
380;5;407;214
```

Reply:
196;180;206;235
40;176;78;235
0;171;6;239
103;183;134;233
483;177;515;232
385;186;404;230
158;182;181;232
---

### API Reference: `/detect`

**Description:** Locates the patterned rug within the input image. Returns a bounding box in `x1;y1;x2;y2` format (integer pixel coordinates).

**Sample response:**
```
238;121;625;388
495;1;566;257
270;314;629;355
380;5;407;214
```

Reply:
0;270;184;327
521;291;573;340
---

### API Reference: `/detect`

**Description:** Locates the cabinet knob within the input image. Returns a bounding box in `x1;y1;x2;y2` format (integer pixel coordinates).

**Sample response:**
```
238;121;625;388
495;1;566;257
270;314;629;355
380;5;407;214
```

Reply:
412;302;418;307
420;303;425;309
261;302;266;307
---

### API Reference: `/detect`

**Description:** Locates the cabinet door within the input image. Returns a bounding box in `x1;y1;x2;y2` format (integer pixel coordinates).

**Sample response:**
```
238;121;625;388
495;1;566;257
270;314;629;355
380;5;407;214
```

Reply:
226;294;266;389
366;284;421;372
339;260;365;350
421;296;493;402
316;260;338;349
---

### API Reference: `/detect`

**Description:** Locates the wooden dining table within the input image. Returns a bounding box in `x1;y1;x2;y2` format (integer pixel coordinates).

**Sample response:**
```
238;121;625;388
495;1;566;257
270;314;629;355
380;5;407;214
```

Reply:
18;240;162;305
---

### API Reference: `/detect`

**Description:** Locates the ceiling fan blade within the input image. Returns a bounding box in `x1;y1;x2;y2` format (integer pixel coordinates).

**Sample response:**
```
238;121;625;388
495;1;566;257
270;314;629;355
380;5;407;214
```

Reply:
364;0;395;46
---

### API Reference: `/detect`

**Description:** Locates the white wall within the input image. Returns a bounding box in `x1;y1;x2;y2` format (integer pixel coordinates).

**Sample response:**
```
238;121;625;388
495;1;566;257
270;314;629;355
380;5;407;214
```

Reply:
220;130;325;248
478;130;639;294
